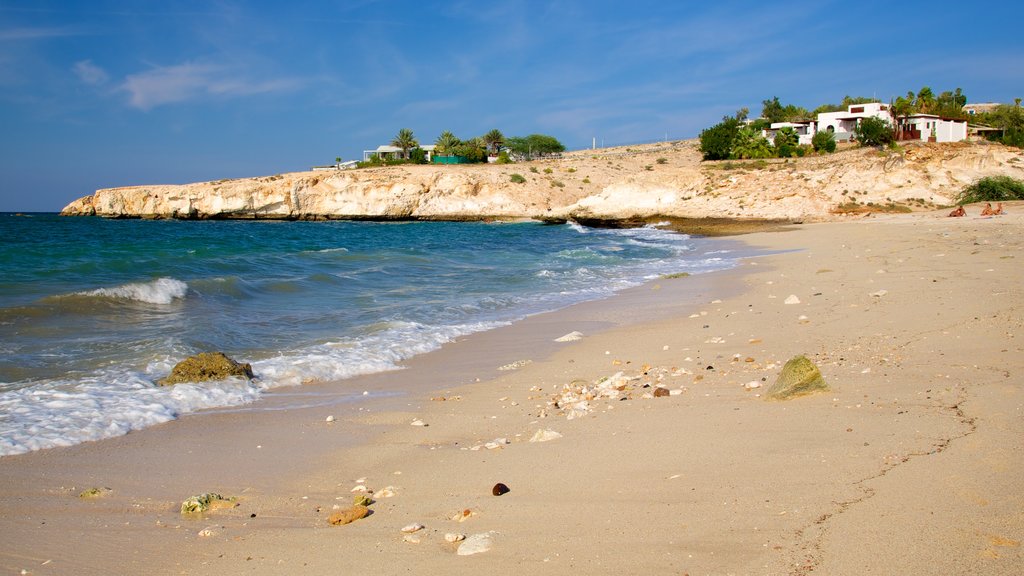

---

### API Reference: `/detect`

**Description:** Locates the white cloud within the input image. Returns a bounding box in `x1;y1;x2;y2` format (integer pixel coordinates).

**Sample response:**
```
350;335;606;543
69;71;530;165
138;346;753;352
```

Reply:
120;61;301;110
73;59;109;85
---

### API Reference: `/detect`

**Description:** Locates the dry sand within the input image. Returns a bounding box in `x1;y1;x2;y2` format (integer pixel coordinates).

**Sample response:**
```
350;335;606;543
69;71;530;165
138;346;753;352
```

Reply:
1;206;1022;575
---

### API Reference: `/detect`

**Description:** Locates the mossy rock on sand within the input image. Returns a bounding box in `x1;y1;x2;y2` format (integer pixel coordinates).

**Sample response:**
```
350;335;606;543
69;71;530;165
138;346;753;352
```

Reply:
158;352;253;386
764;355;828;400
180;492;236;514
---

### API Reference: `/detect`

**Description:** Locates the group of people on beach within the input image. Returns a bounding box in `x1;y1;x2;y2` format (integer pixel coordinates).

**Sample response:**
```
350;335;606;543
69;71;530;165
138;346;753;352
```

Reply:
949;202;1006;217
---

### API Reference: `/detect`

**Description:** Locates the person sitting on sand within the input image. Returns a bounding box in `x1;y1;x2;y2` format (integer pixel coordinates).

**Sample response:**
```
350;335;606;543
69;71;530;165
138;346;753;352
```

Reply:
981;202;996;216
995;202;1006;215
948;205;966;217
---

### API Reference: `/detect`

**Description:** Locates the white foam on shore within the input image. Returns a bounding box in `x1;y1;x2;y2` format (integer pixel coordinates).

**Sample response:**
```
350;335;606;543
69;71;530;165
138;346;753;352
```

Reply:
74;277;189;304
0;371;261;456
0;319;506;456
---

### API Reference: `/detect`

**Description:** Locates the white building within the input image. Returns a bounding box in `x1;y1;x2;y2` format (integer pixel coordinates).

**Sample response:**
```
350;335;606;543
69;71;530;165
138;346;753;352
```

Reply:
898;114;968;143
816;102;893;142
794;102;968;145
362;144;436;161
764;121;817;146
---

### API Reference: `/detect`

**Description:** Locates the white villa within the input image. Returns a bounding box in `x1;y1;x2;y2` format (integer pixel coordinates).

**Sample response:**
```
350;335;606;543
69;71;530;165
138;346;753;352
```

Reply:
762;101;969;145
362;144;436;162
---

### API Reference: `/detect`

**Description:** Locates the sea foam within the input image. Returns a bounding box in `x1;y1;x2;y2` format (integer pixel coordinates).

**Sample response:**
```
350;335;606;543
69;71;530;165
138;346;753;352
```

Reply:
76;277;188;304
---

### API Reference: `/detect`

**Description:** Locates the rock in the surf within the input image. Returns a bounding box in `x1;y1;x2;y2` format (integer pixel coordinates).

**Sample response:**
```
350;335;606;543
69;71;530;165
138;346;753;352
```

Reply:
158;352;254;386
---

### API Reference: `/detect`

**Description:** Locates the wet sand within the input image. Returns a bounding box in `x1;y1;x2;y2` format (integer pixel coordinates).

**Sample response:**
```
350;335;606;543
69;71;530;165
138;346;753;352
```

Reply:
1;207;1022;575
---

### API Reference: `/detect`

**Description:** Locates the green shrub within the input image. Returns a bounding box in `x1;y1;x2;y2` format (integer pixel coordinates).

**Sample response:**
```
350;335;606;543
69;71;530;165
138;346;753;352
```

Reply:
543;167;553;174
1003;128;1024;149
699;118;740;161
566;167;576;173
510;173;526;184
956;176;1024;204
409;147;428;164
854;117;894;147
550;180;565;188
496;150;511;164
529;166;538;173
582;177;591;184
812;130;836;153
644;165;653;171
656;157;668;164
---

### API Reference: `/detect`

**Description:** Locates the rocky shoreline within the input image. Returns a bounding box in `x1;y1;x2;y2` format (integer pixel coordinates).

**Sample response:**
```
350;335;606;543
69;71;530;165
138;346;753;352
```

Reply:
61;140;1024;224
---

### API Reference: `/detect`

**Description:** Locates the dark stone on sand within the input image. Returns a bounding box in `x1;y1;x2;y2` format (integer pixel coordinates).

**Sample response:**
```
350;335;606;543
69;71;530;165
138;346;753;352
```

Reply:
653;387;670;397
158;352;254;386
764;355;829;401
492;483;510;496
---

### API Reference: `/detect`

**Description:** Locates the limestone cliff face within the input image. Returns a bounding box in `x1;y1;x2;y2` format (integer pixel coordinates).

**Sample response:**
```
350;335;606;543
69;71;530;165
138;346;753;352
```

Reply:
61;141;1024;221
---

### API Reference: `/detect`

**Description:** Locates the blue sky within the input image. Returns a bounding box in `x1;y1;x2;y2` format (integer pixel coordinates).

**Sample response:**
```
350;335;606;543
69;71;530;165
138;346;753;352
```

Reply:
1;0;1022;211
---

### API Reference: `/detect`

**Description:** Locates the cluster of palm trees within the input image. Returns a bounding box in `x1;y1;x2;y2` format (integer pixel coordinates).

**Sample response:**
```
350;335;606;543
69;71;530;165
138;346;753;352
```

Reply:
389;128;506;160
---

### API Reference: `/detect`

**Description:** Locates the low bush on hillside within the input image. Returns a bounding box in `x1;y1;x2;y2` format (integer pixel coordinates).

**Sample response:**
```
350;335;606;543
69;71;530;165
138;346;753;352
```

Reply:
510;173;526;184
854;117;894;147
956;176;1024;204
812;130;836;153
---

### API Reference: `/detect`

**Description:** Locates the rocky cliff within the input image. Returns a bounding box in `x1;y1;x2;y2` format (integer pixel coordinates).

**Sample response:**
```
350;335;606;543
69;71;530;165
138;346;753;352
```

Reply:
61;140;1024;223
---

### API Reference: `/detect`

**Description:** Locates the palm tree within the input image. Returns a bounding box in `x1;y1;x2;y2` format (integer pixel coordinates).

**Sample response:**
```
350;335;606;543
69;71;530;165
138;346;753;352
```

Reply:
482;129;504;155
434;131;460;155
391;128;418;160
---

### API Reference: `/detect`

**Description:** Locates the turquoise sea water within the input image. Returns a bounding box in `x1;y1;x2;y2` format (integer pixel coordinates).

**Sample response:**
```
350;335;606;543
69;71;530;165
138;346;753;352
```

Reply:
0;213;739;455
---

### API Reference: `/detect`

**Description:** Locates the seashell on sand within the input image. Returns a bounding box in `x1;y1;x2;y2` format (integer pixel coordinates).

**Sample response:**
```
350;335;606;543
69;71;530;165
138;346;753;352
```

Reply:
457;532;495;556
401;523;424;533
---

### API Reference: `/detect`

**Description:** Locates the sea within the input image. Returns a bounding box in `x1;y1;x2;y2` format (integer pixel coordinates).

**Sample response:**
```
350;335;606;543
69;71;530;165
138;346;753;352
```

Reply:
0;213;742;456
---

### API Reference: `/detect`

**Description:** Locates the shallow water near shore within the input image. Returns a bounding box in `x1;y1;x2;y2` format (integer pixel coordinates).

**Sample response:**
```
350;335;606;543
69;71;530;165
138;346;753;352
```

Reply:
0;214;742;455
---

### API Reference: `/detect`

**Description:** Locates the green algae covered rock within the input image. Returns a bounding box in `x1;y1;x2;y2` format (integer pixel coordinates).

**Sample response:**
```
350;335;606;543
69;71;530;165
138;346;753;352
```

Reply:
180;492;236;514
158;352;253;386
764;355;828;400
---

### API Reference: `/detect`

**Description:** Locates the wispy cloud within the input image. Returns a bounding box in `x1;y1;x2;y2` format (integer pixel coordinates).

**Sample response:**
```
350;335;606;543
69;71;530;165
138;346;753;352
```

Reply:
0;25;85;41
119;61;302;110
73;59;109;85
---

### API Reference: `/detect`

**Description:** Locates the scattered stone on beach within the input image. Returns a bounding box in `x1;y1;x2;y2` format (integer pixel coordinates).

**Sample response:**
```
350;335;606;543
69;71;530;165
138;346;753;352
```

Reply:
870;289;889;297
457;532;495;556
197;527;217;537
445;533;466;543
403;534;421;544
492;483;510;496
452;509;475;522
78;487;111;499
484;438;509;450
784;295;801;305
528;429;562;443
328;505;369;526
158;352;253;386
653;387;670;397
401;523;425;533
350;484;369;493
325;415;336;422
498;359;532;371
743;380;763;390
410;419;428;427
764;355;829;401
554;331;584;342
375;486;396;498
180;493;236;515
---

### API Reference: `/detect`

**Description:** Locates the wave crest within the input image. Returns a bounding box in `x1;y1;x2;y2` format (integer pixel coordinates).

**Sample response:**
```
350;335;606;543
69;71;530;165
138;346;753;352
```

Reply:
77;277;188;304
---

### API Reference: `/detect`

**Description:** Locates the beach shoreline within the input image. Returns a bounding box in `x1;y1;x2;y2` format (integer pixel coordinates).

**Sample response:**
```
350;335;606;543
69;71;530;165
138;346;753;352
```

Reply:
1;207;1022;575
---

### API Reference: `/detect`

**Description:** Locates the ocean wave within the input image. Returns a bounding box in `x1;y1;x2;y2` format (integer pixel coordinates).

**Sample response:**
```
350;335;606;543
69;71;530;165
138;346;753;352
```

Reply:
74;277;188;304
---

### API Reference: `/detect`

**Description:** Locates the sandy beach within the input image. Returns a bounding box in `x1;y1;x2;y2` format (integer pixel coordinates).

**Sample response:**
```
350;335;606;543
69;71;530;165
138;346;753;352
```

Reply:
1;206;1022;575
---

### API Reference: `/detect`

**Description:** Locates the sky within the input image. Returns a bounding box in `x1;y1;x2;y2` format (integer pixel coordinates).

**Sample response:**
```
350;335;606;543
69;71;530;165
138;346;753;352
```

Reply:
1;0;1022;211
